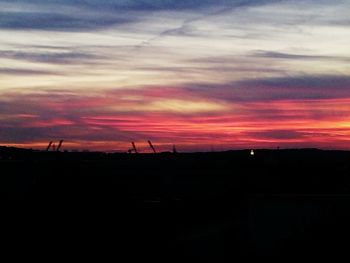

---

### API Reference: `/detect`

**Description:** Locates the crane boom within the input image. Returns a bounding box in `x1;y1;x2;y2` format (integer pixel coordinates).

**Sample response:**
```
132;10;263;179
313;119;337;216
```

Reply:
132;142;138;154
57;140;64;152
148;140;156;153
46;141;53;151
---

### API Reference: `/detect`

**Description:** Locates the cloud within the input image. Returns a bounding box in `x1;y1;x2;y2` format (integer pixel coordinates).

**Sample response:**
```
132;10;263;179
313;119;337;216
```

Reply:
0;1;284;11
0;86;229;142
252;51;350;62
0;11;133;31
0;68;58;75
0;0;284;31
0;50;101;64
1;85;350;150
245;130;307;140
187;75;350;102
0;126;51;142
1;0;350;151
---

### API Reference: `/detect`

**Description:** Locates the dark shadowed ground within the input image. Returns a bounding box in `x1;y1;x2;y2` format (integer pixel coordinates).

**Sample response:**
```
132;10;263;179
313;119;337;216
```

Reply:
1;147;350;261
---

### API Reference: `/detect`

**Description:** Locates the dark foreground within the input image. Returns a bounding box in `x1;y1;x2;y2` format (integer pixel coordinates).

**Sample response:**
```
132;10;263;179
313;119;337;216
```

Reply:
1;147;350;261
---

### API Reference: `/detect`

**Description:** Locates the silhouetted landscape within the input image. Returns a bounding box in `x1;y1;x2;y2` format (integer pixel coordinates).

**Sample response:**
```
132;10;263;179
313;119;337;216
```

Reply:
1;146;350;261
2;0;350;261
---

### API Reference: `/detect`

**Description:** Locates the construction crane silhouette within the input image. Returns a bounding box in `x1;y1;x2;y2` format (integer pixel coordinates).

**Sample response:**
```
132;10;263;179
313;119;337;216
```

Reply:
148;140;156;154
46;141;53;151
128;142;139;154
57;140;64;152
45;140;64;152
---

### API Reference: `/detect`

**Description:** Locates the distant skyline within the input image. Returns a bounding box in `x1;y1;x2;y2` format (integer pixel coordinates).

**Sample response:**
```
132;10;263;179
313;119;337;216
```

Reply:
1;0;350;152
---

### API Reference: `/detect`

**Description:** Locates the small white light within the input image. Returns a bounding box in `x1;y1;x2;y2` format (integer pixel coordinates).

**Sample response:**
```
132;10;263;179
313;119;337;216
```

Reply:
250;149;255;156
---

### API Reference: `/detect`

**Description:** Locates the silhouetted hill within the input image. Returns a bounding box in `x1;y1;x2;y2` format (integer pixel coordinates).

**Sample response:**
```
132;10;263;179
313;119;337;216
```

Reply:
1;147;350;261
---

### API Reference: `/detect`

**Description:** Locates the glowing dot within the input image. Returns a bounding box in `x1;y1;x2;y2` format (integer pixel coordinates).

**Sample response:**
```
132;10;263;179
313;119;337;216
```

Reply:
250;150;255;156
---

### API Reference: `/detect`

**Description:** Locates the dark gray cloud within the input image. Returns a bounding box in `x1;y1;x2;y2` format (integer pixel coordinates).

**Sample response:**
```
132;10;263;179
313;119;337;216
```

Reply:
1;0;283;11
253;51;350;62
243;129;345;142
0;124;139;144
0;50;100;64
0;0;284;31
186;75;350;102
0;126;51;142
245;130;307;140
244;75;350;92
0;92;145;144
0;68;58;75
0;11;132;31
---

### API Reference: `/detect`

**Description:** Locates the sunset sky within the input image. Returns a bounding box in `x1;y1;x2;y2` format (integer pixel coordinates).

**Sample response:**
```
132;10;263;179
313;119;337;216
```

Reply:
1;0;350;152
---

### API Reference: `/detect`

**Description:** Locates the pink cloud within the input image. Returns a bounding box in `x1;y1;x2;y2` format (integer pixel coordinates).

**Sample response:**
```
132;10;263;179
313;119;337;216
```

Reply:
1;87;350;151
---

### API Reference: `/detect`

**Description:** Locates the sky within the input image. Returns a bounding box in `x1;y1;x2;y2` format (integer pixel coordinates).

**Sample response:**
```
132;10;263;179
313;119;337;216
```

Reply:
0;0;350;152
